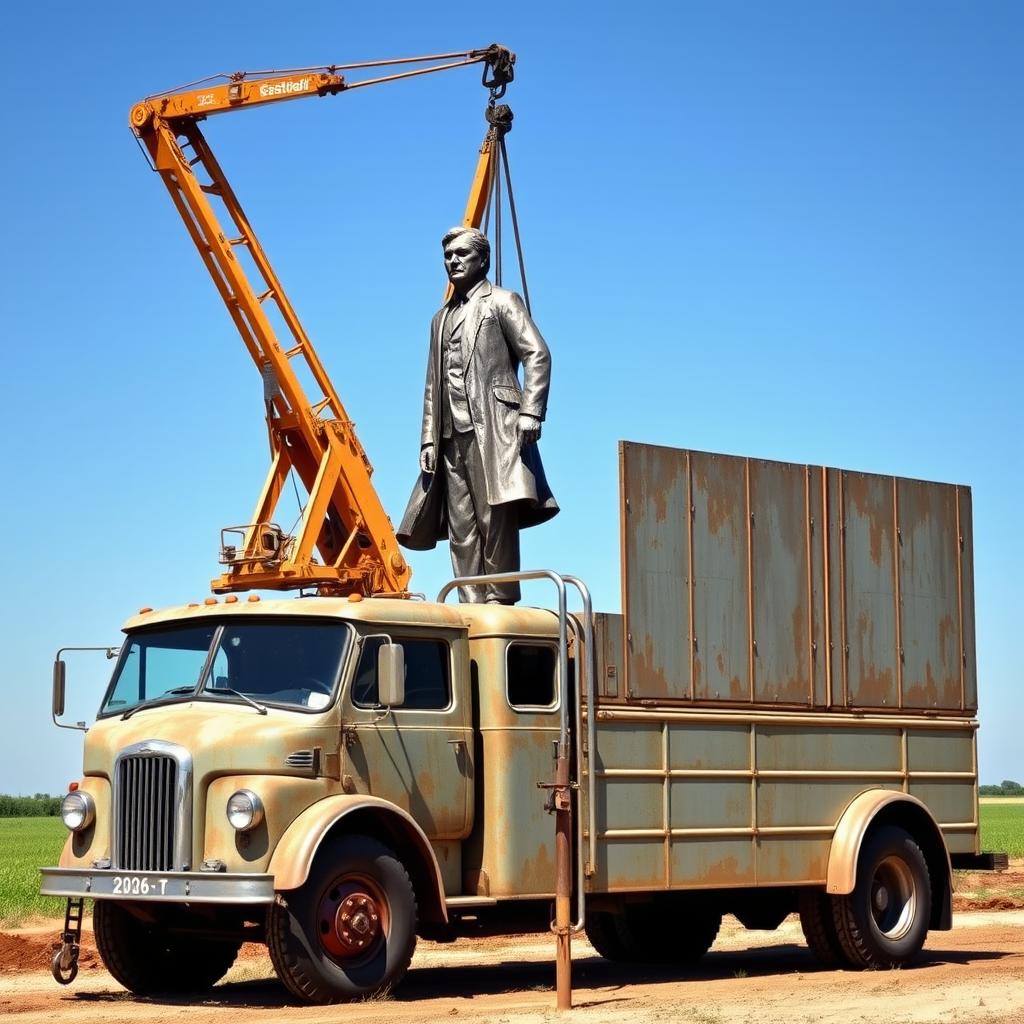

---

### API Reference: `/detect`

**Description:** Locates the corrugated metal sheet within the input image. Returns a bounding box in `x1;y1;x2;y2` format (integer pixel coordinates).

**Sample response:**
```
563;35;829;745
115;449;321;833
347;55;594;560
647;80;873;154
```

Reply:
841;471;899;708
619;442;976;713
620;444;689;700
691;451;748;701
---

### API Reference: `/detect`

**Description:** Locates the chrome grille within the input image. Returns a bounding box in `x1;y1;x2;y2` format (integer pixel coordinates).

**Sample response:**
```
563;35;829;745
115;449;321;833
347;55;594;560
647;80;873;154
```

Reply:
115;753;177;871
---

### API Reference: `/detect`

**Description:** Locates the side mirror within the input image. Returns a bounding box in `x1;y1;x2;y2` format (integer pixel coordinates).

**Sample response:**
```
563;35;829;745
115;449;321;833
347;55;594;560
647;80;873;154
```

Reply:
52;659;66;717
377;644;405;707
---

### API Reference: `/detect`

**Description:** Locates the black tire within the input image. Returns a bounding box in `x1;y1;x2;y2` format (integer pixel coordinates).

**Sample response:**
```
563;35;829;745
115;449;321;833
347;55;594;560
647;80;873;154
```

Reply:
584;909;635;961
798;888;846;967
831;826;931;968
585;900;721;965
268;834;417;1003
93;901;240;994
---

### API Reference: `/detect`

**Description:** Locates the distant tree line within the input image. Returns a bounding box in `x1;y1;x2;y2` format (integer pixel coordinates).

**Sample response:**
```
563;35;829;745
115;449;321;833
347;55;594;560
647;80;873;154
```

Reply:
0;793;62;817
979;780;1023;796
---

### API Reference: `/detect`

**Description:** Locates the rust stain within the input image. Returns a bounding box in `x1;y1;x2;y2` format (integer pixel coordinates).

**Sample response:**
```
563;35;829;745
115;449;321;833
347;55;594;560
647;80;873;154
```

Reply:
845;473;891;567
729;674;745;699
630;632;671;701
851;609;894;706
518;839;556;890
415;770;435;799
693;457;743;537
464;869;490;897
716;652;726;675
695;853;750;886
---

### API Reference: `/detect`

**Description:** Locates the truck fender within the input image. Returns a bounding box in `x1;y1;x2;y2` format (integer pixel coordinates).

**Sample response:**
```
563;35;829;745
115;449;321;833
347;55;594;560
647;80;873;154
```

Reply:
826;789;953;930
268;795;447;925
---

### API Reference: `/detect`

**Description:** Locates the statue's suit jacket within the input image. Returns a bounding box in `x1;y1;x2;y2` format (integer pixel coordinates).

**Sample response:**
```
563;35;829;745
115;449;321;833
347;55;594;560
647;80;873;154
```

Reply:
397;281;559;551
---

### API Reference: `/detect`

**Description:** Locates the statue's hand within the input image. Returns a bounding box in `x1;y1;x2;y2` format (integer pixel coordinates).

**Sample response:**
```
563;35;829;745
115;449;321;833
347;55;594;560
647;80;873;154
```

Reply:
420;444;436;474
517;414;541;448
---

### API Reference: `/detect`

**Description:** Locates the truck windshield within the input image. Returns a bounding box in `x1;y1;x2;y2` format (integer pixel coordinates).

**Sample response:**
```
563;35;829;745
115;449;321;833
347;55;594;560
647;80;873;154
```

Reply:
100;620;350;716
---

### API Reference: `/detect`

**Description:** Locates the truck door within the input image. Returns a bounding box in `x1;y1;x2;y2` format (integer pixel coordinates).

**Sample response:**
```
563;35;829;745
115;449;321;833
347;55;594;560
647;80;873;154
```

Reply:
342;630;473;850
462;639;564;898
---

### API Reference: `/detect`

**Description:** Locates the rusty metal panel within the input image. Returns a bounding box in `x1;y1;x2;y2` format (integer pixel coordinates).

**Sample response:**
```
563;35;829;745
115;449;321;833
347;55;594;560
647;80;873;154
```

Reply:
690;450;749;700
670;837;754;887
756;725;900;772
907;729;974;772
594;721;661;770
908;781;976;826
670;779;750;829
620;442;690;700
757;779;901;828
825;468;845;705
756;838;830;884
749;459;814;704
841;471;899;708
597;839;665;891
958;487;978;711
593;612;624;702
620;443;975;715
809;468;828;706
597;779;663;831
898;478;961;709
668;722;749;770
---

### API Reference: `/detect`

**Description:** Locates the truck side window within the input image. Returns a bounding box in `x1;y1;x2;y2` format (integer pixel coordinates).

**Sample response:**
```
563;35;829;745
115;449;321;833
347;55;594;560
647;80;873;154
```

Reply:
353;637;451;710
507;643;558;710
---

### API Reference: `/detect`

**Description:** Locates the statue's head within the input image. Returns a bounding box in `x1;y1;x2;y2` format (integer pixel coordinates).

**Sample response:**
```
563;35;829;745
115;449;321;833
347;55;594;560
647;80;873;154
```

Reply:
442;226;490;293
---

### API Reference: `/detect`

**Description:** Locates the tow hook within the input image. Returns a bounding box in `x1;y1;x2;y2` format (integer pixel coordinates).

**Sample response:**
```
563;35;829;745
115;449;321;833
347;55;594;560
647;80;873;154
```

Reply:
51;897;84;985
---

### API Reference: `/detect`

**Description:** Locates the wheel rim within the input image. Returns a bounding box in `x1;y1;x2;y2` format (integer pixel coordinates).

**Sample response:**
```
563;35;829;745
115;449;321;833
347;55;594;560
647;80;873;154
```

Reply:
870;854;917;939
317;873;389;963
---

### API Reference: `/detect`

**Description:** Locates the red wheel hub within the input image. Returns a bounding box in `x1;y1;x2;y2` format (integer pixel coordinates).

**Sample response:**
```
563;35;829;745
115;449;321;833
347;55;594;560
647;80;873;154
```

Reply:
317;879;386;960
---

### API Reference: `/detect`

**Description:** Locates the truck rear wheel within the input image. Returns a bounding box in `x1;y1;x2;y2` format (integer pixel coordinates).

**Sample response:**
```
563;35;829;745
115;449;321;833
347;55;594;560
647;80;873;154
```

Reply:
798;888;846;966
585;900;721;964
93;901;240;994
268;834;417;1003
831;825;931;968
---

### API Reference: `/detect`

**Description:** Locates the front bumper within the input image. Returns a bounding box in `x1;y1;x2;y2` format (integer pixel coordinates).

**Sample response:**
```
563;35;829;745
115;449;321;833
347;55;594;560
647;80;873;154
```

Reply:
40;867;275;905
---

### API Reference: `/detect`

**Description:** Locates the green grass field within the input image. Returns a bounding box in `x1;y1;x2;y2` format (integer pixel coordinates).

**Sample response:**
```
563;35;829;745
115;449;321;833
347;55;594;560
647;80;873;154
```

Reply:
0;817;67;925
978;798;1024;859
0;801;1022;927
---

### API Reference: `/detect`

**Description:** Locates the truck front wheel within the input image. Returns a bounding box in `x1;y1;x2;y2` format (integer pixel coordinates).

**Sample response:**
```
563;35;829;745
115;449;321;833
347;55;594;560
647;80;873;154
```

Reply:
268;834;417;1003
831;825;932;967
93;901;240;994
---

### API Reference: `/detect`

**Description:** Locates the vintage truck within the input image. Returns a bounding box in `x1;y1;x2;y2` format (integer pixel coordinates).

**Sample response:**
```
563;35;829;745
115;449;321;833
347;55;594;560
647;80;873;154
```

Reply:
43;442;989;1004
41;48;996;1009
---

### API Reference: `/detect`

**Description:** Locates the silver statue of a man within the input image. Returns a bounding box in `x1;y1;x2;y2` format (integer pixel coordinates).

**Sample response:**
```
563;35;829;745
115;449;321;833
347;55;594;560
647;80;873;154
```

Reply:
397;227;558;603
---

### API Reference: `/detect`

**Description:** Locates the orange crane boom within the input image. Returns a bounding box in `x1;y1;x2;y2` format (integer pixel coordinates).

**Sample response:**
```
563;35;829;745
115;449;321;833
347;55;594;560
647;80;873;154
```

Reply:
128;46;515;596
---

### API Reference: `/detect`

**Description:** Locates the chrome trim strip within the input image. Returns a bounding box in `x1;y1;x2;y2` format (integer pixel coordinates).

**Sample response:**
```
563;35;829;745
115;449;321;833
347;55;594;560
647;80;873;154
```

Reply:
40;867;274;905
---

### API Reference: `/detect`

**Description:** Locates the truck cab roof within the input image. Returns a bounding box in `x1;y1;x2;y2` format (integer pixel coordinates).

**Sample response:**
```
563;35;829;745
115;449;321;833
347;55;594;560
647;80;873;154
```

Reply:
123;596;567;641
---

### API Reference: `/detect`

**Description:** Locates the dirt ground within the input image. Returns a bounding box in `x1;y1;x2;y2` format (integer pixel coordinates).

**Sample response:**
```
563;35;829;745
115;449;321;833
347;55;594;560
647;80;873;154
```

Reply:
3;868;1024;1024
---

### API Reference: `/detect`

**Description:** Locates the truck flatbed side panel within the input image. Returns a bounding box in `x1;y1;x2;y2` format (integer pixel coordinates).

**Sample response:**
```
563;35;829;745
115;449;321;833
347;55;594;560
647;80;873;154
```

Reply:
618;442;977;714
586;709;978;893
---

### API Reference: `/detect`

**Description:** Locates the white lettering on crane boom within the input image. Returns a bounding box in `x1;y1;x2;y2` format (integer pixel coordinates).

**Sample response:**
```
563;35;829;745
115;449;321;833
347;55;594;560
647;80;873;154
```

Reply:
258;78;312;98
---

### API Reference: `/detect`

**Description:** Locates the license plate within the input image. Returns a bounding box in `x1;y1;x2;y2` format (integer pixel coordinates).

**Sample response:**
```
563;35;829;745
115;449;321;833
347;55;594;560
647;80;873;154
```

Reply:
111;874;170;896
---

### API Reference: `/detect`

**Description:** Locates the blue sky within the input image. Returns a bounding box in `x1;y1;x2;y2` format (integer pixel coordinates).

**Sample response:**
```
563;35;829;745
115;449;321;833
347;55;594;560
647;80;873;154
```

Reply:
1;2;1020;793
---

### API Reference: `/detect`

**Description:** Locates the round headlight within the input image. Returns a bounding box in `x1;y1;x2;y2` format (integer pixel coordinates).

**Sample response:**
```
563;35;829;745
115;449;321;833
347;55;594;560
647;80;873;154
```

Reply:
226;789;264;832
60;792;95;832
